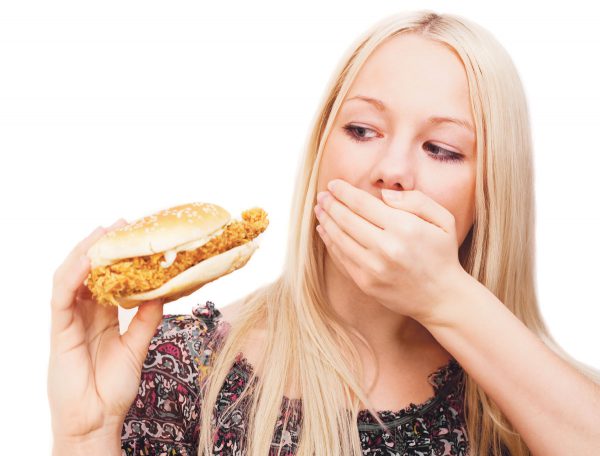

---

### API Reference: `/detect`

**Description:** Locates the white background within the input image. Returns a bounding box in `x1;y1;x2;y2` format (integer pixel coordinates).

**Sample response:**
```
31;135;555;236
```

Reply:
1;0;599;451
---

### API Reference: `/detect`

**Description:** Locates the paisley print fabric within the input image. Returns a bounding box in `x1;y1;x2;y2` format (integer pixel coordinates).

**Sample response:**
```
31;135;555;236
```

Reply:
121;300;470;455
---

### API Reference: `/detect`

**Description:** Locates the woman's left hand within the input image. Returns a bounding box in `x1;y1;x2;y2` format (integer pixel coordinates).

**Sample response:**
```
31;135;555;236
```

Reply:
314;178;468;324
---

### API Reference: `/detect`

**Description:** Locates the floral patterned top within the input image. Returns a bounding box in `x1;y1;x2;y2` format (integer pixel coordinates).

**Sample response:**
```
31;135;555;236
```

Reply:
121;300;470;455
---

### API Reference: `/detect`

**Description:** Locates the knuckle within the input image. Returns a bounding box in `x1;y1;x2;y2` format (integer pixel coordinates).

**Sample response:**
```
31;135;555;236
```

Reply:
377;237;395;261
391;242;406;260
379;236;404;260
372;260;387;277
402;223;418;238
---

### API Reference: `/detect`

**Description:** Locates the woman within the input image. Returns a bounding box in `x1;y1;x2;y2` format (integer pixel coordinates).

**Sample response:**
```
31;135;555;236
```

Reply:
48;9;600;456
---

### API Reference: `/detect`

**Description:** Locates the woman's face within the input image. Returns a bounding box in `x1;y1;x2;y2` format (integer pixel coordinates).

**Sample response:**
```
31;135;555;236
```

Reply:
318;33;477;249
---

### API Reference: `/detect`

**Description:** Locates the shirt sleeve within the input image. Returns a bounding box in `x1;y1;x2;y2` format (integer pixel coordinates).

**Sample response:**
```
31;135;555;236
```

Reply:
120;303;222;456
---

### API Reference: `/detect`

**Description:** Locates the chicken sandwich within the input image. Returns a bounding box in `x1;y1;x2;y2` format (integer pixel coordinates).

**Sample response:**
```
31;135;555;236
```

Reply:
84;202;269;309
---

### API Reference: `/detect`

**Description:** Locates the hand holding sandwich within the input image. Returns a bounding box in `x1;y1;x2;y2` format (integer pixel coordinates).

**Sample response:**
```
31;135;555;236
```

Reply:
47;219;165;454
47;202;268;453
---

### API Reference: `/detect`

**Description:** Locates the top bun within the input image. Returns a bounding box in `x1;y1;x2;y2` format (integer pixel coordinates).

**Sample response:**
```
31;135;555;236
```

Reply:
87;202;231;268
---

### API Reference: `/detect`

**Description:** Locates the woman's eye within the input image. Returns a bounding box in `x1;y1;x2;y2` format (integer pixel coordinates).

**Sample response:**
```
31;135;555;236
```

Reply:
423;142;464;163
342;123;464;164
342;124;378;142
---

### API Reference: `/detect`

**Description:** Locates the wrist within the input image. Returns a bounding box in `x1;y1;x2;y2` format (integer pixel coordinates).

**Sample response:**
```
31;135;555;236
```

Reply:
52;420;123;456
418;269;480;329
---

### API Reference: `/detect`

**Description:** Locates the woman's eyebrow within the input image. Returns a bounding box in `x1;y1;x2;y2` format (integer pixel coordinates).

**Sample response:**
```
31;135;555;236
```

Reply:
344;95;474;134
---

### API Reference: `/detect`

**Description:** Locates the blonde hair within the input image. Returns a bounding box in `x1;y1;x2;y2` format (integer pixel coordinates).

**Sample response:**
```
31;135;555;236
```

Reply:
197;10;600;455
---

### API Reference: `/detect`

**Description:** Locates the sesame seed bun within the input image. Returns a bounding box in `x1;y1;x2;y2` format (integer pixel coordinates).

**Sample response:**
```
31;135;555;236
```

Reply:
87;202;231;268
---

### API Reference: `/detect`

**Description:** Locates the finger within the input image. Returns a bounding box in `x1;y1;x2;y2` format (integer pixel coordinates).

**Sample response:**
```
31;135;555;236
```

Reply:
53;219;127;311
315;201;378;265
317;223;371;292
325;179;392;230
120;298;165;367
316;207;375;270
52;225;107;313
51;219;128;332
381;189;455;234
316;192;383;251
61;218;128;275
81;218;129;286
76;218;128;262
328;179;455;234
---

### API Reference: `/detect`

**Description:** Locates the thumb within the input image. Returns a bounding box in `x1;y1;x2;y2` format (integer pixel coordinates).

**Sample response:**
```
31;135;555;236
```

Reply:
121;298;165;366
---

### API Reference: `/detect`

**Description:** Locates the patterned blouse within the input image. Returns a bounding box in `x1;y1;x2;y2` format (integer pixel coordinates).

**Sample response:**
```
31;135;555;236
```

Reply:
121;300;470;455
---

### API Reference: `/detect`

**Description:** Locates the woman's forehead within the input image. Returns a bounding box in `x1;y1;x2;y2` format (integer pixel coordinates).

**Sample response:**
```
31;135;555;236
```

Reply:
345;34;472;123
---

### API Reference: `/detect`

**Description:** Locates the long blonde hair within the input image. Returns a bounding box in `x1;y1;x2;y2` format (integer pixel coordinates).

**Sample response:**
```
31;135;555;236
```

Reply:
197;10;600;455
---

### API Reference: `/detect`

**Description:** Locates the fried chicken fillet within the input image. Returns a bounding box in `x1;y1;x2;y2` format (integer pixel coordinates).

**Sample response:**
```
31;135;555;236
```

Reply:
86;207;268;307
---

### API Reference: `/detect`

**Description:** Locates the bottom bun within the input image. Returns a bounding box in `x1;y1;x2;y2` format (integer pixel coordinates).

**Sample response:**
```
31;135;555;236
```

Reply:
116;240;259;309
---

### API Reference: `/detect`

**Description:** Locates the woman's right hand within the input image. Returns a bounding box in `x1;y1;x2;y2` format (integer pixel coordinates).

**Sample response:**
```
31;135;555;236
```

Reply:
47;219;166;446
